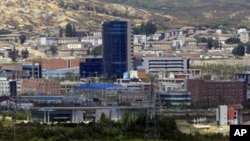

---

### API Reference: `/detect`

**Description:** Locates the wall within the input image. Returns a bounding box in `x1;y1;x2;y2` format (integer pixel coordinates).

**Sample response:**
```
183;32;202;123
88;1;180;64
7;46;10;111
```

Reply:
21;79;60;95
26;58;83;71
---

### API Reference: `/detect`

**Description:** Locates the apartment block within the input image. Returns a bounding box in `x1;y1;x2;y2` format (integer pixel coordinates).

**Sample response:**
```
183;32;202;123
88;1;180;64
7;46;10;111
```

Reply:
21;79;60;95
187;79;247;107
0;77;21;96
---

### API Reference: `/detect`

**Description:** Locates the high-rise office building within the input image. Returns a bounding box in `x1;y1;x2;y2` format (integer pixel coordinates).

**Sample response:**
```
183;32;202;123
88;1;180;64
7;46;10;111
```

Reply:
102;20;134;78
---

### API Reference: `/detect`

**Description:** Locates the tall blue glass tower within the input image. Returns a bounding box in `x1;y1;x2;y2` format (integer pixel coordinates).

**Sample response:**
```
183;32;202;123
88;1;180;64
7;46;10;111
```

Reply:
102;20;133;78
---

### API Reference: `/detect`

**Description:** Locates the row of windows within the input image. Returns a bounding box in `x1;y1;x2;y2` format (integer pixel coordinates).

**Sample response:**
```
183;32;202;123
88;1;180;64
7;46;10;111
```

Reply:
0;86;21;88
0;91;21;94
159;95;190;98
149;67;184;69
149;63;184;65
61;85;75;88
163;100;190;102
148;60;184;62
0;83;21;85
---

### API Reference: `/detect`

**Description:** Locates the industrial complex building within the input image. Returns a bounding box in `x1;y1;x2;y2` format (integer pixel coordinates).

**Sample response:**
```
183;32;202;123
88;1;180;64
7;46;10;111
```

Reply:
187;78;247;106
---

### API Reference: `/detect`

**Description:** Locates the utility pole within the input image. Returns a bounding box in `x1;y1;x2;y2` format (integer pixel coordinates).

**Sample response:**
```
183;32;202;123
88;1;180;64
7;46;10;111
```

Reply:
144;77;159;140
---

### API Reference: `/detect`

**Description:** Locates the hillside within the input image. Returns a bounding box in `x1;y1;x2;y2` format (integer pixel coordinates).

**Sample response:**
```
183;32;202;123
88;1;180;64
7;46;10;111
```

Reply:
0;0;171;30
101;0;250;27
1;0;250;30
0;42;46;58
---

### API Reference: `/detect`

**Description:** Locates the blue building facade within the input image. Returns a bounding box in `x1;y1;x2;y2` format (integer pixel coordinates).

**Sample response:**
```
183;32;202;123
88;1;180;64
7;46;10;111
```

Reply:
43;70;79;78
102;20;134;78
22;63;42;78
79;58;103;78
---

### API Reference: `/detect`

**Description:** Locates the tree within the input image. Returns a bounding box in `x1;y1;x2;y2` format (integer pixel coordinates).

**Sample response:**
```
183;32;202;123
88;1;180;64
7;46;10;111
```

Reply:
238;44;245;56
133;21;157;35
23;25;33;32
50;46;57;56
64;72;79;81
90;45;102;56
207;38;214;49
65;23;76;37
65;23;73;37
195;36;207;43
59;26;63;37
11;46;18;62
21;48;29;58
145;21;157;35
87;49;91;55
72;24;76;37
70;48;74;56
159;116;182;140
0;29;12;35
207;38;219;49
19;34;26;44
246;42;250;54
225;37;241;44
232;44;245;57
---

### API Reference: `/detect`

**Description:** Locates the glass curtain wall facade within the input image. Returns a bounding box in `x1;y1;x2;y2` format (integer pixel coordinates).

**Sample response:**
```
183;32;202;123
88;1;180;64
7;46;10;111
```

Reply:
102;20;133;78
79;58;103;78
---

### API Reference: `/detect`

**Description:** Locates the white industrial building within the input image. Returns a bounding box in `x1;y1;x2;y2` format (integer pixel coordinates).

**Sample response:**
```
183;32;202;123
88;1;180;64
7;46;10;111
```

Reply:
67;43;85;49
165;29;183;38
81;37;102;47
40;37;59;46
216;104;243;126
0;77;21;96
59;37;80;45
137;57;190;74
133;35;147;44
239;31;249;43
